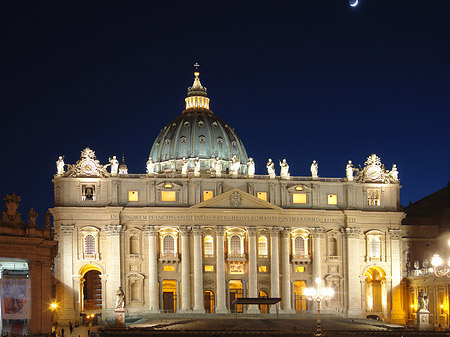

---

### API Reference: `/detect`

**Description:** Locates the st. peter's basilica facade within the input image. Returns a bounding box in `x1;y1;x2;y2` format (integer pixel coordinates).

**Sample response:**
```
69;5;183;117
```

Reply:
51;69;406;324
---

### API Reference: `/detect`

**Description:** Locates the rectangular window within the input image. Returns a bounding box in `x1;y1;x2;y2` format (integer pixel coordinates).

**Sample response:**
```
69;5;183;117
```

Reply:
367;189;380;206
258;266;267;273
293;193;306;204
204;265;214;272
163;265;175;272
295;266;305;273
203;190;214;201
327;194;337;205
257;192;267;201
128;191;139;201
161;191;176;202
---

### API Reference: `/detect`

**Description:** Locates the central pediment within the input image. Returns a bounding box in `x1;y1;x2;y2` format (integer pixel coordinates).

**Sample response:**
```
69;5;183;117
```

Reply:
191;188;281;210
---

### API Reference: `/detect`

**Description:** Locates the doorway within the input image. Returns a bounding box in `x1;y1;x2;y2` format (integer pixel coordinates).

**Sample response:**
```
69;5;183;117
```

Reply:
82;270;101;311
204;290;215;313
258;290;269;314
365;266;386;319
162;280;177;313
229;280;243;313
294;280;307;312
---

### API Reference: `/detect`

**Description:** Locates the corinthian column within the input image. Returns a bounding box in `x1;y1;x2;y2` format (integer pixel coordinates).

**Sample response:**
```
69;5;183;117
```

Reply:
247;226;259;314
281;227;293;312
310;227;326;280
179;226;191;312
105;224;125;313
60;224;75;320
143;225;159;313
341;227;361;317
215;226;228;313
389;229;404;323
192;226;205;313
269;226;280;313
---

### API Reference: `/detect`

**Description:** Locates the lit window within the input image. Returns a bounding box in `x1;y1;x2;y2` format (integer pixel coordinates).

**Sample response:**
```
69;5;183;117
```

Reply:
203;190;214;201
257;192;267;201
294;236;305;256
369;237;381;259
258;236;268;256
327;194;337;205
295;266;305;273
204;235;214;256
367;189;380;206
293;193;306;204
164;183;173;189
295;186;303;191
204;265;214;272
163;235;175;255
230;235;241;255
164;265;175;272
258;266;267;273
161;191;176;202
128;191;139;201
84;235;95;255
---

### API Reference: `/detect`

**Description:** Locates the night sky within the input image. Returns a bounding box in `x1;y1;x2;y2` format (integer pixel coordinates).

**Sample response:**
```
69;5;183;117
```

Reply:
1;1;449;223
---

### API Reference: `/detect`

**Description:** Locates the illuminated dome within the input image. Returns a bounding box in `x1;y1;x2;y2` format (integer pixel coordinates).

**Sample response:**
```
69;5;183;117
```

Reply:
149;68;248;174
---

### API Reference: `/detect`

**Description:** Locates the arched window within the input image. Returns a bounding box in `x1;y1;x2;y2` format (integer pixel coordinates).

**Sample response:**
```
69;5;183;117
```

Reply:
230;235;241;255
130;236;139;255
294;236;305;256
163;235;175;255
84;234;95;255
258;236;268;257
369;237;381;258
204;235;214;256
130;282;139;301
329;238;337;256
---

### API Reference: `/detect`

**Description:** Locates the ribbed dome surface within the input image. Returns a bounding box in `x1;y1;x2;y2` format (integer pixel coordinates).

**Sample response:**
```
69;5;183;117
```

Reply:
149;68;249;174
149;109;248;173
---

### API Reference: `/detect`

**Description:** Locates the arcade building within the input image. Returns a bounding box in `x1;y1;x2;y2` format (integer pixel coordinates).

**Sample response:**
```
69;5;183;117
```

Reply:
51;69;406;324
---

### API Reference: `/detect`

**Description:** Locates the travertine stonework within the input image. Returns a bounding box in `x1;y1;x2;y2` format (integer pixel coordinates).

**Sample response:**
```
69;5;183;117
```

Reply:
51;70;406;324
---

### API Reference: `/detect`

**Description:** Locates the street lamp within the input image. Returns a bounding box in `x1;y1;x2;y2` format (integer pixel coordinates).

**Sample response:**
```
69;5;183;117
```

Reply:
431;253;450;277
305;276;334;337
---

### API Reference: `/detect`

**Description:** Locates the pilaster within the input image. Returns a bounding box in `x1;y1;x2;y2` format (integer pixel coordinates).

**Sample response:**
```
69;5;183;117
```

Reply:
247;226;259;314
215;225;227;313
192;226;205;313
269;226;280;313
143;225;160;313
179;225;191;312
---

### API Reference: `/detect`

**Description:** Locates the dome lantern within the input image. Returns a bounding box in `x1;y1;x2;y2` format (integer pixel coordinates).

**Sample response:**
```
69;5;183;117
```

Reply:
185;63;210;111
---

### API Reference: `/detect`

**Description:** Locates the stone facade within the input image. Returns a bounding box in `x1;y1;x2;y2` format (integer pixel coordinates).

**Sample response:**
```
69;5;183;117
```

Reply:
51;70;406;324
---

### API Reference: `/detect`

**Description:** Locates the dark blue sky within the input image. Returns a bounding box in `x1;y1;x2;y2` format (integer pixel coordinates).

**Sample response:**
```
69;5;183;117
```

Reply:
1;1;449;222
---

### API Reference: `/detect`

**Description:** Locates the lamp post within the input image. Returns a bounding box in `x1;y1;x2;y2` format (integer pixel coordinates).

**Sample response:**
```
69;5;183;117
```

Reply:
305;277;334;337
431;253;450;277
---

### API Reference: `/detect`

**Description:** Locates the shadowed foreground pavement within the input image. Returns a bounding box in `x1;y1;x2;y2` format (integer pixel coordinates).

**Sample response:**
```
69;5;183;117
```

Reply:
93;315;450;337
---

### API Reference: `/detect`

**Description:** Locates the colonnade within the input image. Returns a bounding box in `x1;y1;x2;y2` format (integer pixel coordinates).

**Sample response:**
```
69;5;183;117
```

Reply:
140;224;327;313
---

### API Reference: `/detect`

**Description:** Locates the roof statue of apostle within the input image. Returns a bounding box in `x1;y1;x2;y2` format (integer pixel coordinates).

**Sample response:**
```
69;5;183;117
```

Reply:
247;158;255;178
194;157;200;177
56;156;65;176
181;157;188;176
266;158;275;179
346;160;354;181
280;158;290;180
146;157;155;175
109;156;119;176
230;155;240;177
214;157;222;177
311;160;318;179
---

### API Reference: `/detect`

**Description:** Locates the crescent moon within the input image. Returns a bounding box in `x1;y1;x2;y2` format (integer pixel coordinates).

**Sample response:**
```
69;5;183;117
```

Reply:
350;0;358;7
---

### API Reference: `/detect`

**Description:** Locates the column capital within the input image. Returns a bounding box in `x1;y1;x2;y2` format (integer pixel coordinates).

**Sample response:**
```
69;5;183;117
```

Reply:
214;225;226;236
247;226;258;236
143;225;158;236
105;224;126;236
309;227;326;238
192;225;203;236
61;224;75;236
341;227;361;238
281;227;291;237
179;225;191;236
269;226;281;236
389;229;402;240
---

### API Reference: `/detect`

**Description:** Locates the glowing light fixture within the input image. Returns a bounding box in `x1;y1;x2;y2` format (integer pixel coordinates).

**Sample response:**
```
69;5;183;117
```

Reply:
305;276;334;336
431;253;450;277
50;303;58;310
